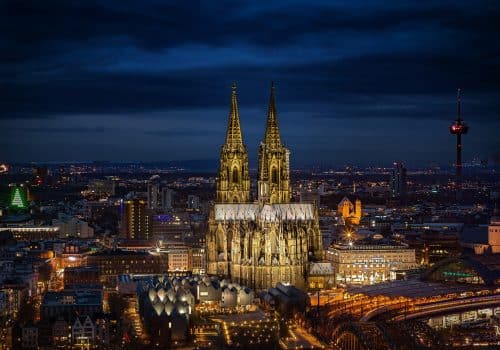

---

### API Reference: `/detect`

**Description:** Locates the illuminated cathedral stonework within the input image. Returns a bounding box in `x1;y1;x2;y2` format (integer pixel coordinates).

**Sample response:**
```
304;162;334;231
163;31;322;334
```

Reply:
207;83;323;290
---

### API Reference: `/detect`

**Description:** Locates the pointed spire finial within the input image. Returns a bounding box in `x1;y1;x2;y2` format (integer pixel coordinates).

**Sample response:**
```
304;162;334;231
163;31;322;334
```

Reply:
264;81;281;148
457;88;462;122
224;82;243;149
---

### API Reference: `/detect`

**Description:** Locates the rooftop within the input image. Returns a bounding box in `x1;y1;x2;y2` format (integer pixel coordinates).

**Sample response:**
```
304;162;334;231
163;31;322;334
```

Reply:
214;203;316;221
64;265;99;272
347;279;488;299
331;238;410;251
89;249;152;257
42;290;102;307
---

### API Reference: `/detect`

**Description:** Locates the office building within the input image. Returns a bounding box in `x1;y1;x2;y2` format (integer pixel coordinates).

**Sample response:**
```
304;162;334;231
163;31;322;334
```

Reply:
161;187;173;210
120;198;150;240
147;175;161;210
63;266;100;286
391;161;407;198
86;250;167;286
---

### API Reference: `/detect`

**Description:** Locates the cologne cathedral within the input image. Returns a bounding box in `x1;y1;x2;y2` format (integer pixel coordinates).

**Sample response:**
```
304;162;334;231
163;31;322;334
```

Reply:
206;83;323;290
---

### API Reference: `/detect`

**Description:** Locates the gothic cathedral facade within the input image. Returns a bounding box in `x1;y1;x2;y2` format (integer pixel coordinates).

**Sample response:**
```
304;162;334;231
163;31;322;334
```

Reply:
206;83;323;290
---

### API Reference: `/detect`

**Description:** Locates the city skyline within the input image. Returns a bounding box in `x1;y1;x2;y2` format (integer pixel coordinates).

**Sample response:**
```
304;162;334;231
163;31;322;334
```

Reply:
2;1;499;166
1;2;499;348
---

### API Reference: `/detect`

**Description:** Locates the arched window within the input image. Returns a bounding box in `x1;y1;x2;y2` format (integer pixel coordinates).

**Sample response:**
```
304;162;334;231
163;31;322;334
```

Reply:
232;167;239;183
271;167;278;184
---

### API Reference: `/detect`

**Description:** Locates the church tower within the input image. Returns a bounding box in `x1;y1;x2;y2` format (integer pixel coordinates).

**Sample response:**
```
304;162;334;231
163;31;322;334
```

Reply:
207;82;324;290
258;83;291;204
216;83;251;203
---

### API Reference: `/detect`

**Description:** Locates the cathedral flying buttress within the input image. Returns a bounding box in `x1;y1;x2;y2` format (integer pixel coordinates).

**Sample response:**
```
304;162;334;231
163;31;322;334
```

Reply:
207;83;323;290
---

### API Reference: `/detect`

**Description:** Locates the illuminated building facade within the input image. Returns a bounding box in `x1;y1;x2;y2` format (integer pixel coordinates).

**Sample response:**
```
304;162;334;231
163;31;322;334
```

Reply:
207;84;323;290
0;227;60;241
338;197;362;225
215;83;251;204
120;198;150;240
327;235;416;285
86;250;167;286
58;244;89;269
191;246;206;275
165;242;192;274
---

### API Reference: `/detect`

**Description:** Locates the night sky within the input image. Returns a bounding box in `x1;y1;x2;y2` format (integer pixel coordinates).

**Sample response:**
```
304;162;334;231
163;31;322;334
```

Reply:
1;1;499;167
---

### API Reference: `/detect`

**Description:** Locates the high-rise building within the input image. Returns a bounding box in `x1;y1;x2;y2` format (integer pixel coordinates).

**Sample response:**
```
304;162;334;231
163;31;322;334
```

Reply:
147;175;161;210
161;188;173;210
390;161;407;198
206;83;323;290
120;198;150;240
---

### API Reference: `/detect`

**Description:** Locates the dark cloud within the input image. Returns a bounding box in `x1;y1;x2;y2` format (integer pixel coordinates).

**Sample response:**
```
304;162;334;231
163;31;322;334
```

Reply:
144;129;224;137
8;126;112;133
1;0;499;164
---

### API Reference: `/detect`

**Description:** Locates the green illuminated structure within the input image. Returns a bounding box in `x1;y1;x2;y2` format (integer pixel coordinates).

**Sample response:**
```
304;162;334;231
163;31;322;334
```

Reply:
10;186;28;210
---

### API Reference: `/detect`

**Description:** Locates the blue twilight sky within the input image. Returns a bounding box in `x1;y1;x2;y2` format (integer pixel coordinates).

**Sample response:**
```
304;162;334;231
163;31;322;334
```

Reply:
1;0;499;167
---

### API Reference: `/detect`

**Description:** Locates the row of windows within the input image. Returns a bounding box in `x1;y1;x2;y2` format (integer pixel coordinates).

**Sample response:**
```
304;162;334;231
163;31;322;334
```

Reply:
92;259;159;265
339;263;411;268
101;269;160;274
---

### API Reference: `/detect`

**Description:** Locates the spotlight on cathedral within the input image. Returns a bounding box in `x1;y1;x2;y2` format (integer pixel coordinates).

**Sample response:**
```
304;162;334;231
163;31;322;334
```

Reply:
206;83;326;290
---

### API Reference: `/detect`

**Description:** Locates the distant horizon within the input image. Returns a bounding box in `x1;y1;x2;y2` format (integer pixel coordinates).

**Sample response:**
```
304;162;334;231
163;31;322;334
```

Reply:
3;157;498;170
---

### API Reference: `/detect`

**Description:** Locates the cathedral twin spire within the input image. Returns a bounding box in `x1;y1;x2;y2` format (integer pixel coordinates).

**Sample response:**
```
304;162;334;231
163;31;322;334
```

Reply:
264;82;282;149
224;83;244;150
216;83;250;203
218;82;290;204
222;82;282;150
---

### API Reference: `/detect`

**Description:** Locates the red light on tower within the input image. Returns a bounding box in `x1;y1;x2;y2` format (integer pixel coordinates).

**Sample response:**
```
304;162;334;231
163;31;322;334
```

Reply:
449;88;469;179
